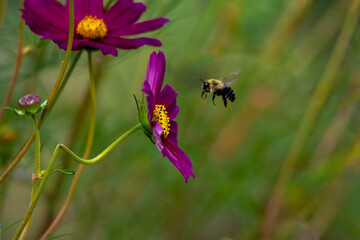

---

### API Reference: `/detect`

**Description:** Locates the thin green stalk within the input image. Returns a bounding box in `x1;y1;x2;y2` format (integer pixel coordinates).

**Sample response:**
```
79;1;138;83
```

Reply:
39;50;97;240
60;123;142;165
14;122;142;240
12;146;59;240
38;54;108;238
19;115;41;239
85;51;96;158
32;115;41;177
260;0;360;239
0;0;76;183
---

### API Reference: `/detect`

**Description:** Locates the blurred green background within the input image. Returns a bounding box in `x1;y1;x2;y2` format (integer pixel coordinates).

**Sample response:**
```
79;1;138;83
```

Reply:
1;0;360;239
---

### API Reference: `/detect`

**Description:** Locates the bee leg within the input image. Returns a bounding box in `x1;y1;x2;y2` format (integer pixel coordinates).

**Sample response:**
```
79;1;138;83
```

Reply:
222;95;231;111
201;91;207;100
212;94;216;106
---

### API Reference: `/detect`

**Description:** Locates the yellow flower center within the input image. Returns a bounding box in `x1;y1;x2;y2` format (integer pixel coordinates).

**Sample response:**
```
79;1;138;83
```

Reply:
153;105;170;138
76;15;107;39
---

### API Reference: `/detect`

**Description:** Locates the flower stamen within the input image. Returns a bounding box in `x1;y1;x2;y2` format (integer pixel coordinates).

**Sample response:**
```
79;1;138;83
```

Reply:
76;15;107;39
153;105;170;138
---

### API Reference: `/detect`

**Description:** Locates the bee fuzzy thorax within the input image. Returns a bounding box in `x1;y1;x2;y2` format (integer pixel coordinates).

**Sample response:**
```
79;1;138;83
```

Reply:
206;79;222;92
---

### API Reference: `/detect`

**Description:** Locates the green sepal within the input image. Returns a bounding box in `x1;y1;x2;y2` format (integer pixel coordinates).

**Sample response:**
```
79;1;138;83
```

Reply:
5;99;47;116
4;107;25;116
133;94;155;144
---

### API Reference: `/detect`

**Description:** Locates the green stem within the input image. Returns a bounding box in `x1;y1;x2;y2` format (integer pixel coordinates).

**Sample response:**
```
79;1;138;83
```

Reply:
39;122;142;240
32;115;41;177
60;123;142;165
38;0;75;123
0;0;76;184
13;122;142;240
39;50;97;239
12;146;59;240
18;115;41;239
85;50;96;158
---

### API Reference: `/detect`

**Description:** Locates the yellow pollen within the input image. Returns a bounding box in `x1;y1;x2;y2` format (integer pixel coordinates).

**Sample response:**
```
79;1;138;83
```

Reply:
153;105;170;138
76;15;107;39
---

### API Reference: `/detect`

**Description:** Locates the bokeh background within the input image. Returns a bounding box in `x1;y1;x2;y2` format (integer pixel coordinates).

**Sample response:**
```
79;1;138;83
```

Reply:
1;0;360;239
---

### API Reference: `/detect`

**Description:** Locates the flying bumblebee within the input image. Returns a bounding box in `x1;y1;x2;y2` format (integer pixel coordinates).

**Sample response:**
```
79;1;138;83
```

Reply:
200;71;240;110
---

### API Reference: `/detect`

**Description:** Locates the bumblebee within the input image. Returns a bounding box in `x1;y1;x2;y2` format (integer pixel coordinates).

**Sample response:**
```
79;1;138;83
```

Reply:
200;71;240;110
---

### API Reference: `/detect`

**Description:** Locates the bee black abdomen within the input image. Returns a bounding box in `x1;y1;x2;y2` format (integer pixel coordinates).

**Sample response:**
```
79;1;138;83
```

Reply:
223;85;236;102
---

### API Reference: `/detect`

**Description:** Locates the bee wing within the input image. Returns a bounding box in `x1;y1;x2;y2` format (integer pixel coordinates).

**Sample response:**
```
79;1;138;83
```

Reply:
221;71;240;85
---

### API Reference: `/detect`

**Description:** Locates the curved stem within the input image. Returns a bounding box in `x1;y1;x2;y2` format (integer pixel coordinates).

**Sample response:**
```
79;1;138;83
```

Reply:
14;120;142;240
19;115;41;239
38;54;108;237
39;50;97;240
0;22;78;184
0;0;25;124
60;123;142;165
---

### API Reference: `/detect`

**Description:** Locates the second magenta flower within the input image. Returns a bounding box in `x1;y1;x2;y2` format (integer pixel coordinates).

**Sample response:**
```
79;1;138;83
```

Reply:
141;51;195;182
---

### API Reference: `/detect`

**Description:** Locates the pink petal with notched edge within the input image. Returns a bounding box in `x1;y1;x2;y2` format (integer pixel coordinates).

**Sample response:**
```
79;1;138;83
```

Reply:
22;0;68;39
105;2;146;31
104;0;133;25
108;18;169;37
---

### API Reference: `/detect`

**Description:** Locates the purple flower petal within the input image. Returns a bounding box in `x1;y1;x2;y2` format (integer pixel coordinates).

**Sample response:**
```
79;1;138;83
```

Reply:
167;121;178;145
71;0;104;22
152;123;165;151
51;37;118;56
106;2;146;31
23;0;168;56
22;0;68;39
103;37;162;50
108;18;169;37
142;51;195;181
146;51;166;99
104;0;133;25
161;139;195;182
75;39;119;56
158;84;177;106
166;100;179;120
157;84;178;119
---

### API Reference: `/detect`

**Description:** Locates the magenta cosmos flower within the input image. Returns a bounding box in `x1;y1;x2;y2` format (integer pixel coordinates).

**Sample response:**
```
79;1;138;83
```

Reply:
21;0;169;56
141;51;195;182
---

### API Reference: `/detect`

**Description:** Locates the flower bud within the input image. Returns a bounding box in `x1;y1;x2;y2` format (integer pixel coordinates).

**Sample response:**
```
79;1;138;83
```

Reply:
5;94;47;116
18;94;42;114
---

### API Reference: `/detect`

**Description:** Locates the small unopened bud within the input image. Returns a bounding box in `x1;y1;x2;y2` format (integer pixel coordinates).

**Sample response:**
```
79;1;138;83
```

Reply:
5;94;47;116
18;94;42;114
